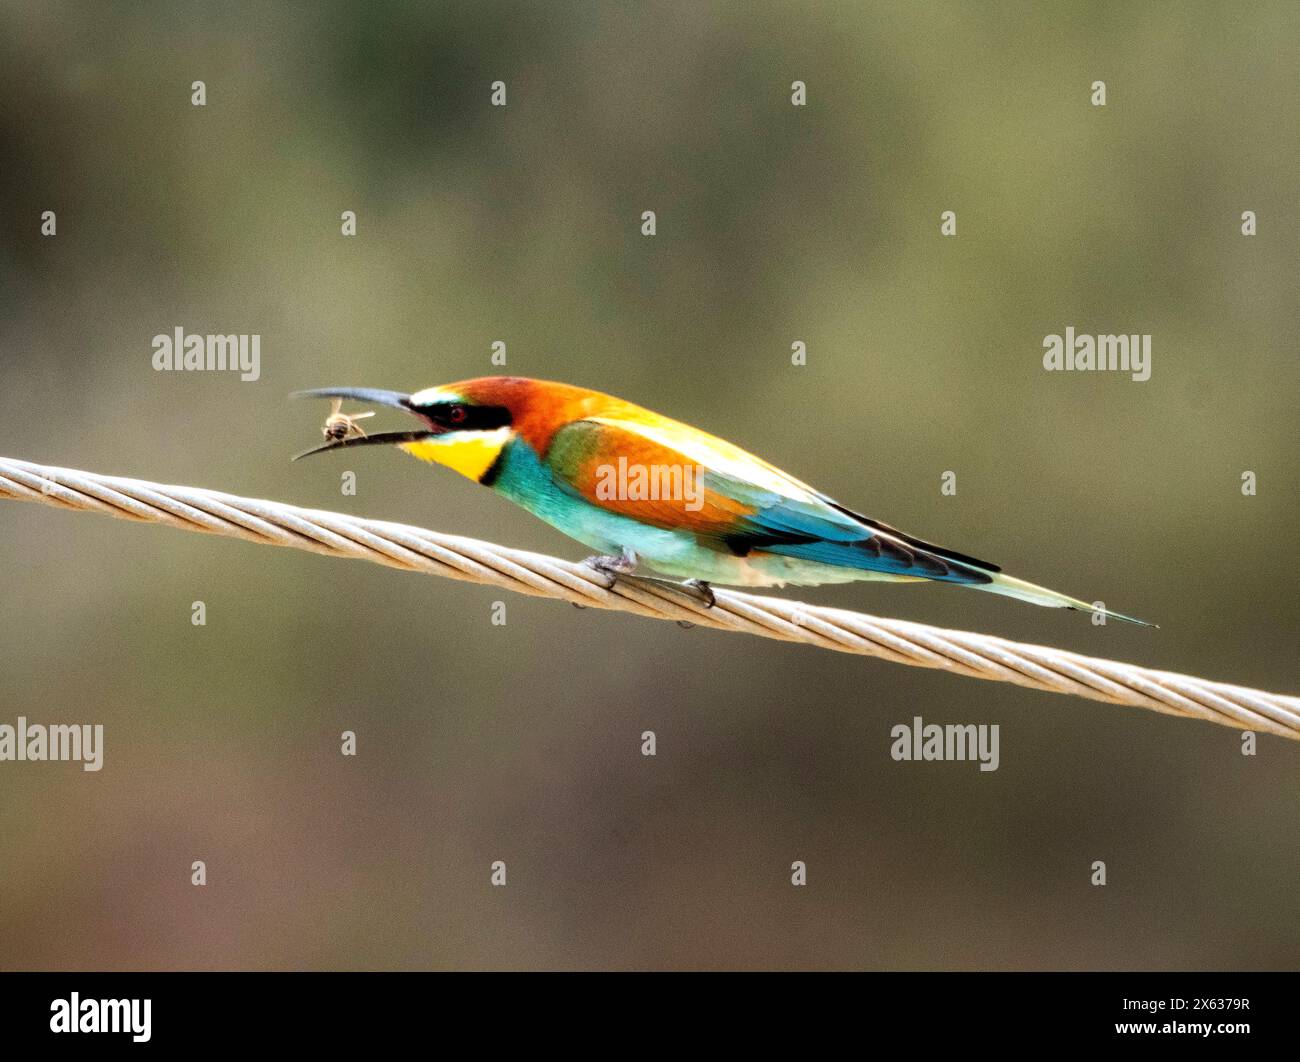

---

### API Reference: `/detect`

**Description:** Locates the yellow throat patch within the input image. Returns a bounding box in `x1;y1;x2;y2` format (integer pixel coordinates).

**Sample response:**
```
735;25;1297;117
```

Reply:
399;427;511;482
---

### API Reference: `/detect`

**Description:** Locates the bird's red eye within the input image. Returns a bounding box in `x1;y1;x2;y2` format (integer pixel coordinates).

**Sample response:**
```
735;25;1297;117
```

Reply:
448;405;468;425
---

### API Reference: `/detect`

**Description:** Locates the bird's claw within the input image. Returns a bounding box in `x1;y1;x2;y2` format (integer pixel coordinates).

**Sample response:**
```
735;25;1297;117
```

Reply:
583;548;638;590
576;553;714;623
673;580;716;629
680;579;715;609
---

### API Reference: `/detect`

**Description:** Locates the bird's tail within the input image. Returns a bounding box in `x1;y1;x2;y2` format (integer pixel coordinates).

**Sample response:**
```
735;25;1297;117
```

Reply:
973;572;1156;627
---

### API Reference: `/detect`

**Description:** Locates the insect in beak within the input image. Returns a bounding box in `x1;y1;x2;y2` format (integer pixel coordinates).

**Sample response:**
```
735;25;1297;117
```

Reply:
289;387;435;461
321;398;375;443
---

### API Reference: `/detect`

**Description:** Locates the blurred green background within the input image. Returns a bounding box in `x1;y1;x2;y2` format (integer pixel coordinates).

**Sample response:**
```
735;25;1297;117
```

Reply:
1;0;1296;970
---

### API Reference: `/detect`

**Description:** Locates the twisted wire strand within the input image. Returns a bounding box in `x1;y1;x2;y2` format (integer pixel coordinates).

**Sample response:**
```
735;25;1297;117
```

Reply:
2;456;1296;741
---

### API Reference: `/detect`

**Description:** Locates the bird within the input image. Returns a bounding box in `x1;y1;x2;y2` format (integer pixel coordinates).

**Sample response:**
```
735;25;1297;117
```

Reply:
292;377;1152;625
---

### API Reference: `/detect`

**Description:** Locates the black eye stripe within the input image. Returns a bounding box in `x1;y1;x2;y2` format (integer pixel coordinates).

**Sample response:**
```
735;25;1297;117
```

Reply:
419;402;512;431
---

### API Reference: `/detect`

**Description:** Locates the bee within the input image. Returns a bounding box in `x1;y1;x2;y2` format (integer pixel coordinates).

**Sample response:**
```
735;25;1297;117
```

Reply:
322;398;375;443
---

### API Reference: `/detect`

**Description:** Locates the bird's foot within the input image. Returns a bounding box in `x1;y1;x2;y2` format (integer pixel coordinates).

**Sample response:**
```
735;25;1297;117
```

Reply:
582;547;639;590
679;579;715;609
672;579;716;628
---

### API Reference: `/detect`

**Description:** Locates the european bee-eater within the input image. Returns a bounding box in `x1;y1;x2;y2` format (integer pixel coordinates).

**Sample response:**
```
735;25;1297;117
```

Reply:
293;377;1151;625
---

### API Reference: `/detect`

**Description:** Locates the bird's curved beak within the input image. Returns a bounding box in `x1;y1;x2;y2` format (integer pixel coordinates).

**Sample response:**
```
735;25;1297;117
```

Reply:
289;387;434;461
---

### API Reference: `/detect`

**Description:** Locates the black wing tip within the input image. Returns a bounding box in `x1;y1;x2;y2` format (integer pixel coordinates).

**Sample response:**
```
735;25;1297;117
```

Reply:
825;502;1003;574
